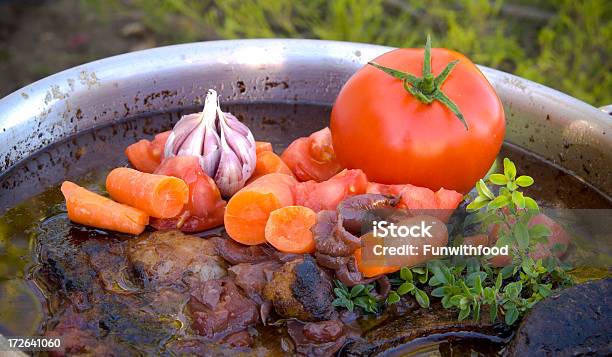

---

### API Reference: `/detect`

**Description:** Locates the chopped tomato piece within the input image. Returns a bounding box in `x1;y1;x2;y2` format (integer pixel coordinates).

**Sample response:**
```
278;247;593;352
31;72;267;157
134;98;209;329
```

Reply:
281;127;344;182
125;131;171;173
151;156;225;232
294;169;368;212
367;182;463;222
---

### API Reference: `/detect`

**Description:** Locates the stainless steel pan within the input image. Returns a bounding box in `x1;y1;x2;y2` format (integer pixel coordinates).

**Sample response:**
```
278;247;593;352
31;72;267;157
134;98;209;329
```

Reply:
0;39;610;199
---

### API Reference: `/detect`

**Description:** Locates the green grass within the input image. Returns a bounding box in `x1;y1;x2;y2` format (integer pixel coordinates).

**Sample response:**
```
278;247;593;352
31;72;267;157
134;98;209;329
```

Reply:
86;0;611;105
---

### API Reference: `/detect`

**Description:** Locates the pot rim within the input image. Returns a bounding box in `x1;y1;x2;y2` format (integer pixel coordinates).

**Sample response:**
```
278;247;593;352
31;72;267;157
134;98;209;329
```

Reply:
0;38;610;198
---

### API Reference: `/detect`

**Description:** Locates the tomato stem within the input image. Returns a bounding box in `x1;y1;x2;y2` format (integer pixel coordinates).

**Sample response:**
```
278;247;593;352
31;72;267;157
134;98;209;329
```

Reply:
368;35;468;130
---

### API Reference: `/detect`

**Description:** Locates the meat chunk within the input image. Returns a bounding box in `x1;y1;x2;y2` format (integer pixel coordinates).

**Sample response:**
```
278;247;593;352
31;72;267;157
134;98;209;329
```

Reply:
263;256;335;321
212;234;274;264
287;320;347;356
128;230;226;286
187;278;259;340
228;260;282;304
343;302;503;356
507;278;612;356
312;210;360;257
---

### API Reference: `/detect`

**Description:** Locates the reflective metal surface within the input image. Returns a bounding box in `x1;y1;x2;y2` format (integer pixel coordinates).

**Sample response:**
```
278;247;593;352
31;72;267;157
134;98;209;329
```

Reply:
0;39;610;197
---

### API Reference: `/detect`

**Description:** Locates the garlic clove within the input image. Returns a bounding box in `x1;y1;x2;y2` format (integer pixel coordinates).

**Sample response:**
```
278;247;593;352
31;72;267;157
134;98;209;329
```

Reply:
164;89;257;198
164;113;200;158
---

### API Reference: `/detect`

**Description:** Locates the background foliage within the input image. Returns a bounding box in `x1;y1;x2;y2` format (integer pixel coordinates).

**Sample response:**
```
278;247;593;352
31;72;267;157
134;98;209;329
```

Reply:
85;0;611;105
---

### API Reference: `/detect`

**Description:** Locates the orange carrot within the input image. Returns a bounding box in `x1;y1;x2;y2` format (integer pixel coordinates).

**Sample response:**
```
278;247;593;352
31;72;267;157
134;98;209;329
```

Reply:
61;181;149;235
248;150;295;183
106;167;189;219
353;248;400;277
265;205;317;253
225;173;297;245
255;141;273;154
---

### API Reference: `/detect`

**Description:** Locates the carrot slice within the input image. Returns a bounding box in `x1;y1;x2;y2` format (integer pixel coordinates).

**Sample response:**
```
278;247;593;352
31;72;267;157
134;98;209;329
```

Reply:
255;141;273;154
106;167;189;219
248;151;295;183
353;248;400;277
61;181;149;235
225;173;297;245
265;206;317;253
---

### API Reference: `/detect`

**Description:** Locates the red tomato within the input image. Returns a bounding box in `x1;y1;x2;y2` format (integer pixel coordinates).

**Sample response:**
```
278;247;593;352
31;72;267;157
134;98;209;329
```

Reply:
124;131;171;173
281;127;344;182
151;156;225;232
488;213;571;267
294;169;368;211
330;38;505;193
367;182;463;222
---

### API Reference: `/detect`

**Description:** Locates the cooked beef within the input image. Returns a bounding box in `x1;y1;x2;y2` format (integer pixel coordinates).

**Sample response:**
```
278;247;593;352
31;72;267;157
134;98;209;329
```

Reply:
374;276;391;300
312;210;360;257
506;278;612;357
274;251;303;262
212;234;274;264
222;330;253;348
287;320;347;356
188;278;259;340
344;302;506;356
36;215;117;307
45;306;114;356
45;290;185;356
263;256;336;321
303;320;345;342
128;230;227;287
337;194;398;233
228;260;282;304
315;252;350;269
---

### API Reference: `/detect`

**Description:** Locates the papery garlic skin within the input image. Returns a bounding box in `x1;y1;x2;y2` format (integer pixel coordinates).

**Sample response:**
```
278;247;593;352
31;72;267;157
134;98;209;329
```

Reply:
164;89;256;197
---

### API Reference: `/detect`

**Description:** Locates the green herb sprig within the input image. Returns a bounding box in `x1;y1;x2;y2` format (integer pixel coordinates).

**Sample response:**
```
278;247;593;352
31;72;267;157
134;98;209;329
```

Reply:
386;266;430;308
332;280;379;313
385;158;573;325
465;158;552;265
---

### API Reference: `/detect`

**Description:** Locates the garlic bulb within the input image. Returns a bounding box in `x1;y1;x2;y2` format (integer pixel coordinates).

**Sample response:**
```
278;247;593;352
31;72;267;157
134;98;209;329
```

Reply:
164;89;256;197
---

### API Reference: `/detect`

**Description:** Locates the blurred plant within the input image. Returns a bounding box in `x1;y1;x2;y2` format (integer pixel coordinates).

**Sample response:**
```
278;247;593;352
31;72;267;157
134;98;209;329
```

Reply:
514;0;611;105
83;0;610;105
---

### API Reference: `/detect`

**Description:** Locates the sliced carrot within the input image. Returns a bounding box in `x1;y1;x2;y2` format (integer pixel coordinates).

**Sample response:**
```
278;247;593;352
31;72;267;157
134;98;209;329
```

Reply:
61;181;149;235
255;141;273;154
248;151;295;183
224;173;297;245
105;167;189;219
353;248;400;277
125;131;171;173
265;206;317;253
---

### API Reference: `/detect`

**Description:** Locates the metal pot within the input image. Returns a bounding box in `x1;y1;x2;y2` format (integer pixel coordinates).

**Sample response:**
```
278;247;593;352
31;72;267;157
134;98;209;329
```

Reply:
0;39;610;200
